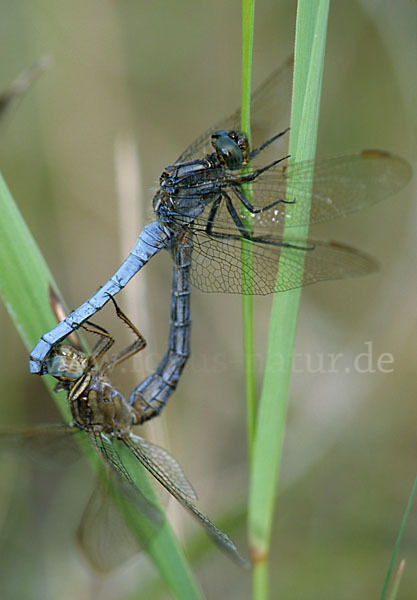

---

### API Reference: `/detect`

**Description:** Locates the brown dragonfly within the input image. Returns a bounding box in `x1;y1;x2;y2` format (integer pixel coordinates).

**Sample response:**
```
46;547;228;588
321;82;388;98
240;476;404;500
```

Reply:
2;296;247;569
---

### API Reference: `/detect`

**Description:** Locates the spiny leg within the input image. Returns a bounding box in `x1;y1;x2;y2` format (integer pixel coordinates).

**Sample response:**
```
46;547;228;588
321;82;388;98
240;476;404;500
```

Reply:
223;191;253;239
205;193;312;250
249;127;290;160
205;190;253;240
205;195;223;237
230;182;295;214
101;295;147;374
80;320;115;366
235;153;290;185
203;186;292;240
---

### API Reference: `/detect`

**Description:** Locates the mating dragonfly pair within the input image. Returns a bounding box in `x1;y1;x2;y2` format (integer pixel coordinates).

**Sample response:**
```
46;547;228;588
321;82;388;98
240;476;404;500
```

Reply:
30;57;411;416
26;57;411;565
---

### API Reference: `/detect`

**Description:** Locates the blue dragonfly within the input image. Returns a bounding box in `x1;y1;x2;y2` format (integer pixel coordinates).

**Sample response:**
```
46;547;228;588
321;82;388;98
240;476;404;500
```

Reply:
8;296;248;567
30;56;411;388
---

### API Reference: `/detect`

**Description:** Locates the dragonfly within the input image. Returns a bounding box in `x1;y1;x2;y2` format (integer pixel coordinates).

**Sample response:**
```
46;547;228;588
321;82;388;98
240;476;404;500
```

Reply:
9;296;248;567
30;56;411;379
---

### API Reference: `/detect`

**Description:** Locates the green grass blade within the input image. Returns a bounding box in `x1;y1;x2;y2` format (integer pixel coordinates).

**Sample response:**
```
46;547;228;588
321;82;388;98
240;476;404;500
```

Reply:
0;173;63;352
247;2;330;594
379;473;417;600
0;171;67;409
241;0;257;457
0;172;204;599
387;560;405;600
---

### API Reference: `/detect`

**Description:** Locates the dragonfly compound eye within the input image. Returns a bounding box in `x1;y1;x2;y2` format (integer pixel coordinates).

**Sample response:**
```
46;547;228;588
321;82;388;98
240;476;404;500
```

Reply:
213;132;243;170
45;345;88;380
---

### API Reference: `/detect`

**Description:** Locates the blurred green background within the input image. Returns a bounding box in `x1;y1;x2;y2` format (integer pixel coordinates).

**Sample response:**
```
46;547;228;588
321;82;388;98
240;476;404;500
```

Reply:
0;1;416;598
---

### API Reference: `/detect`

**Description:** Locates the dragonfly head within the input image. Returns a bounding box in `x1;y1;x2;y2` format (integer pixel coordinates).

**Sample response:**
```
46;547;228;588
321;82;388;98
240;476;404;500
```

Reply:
211;130;250;170
45;345;89;384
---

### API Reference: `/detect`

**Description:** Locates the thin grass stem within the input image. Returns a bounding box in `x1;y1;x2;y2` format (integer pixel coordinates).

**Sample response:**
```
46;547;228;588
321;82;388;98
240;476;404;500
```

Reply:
241;0;257;458
379;473;417;600
247;3;330;597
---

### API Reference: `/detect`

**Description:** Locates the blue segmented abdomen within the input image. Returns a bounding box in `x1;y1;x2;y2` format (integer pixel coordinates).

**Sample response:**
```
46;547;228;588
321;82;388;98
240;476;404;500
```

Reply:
30;221;171;374
129;238;192;423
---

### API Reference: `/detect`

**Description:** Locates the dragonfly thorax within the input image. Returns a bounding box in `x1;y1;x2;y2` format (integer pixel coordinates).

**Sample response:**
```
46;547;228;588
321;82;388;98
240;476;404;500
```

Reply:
70;374;135;436
153;131;251;228
154;165;220;227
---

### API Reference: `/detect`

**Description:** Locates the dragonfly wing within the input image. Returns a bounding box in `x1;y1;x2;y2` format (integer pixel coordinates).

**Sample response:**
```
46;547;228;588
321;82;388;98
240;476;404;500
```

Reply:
85;430;161;524
124;435;249;567
77;473;141;573
177;56;293;163
125;434;197;500
0;424;81;467
184;229;378;295
241;151;411;229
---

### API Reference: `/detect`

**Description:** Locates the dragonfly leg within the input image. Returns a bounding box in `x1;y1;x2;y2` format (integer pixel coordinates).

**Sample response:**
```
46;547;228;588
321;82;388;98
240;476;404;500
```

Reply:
230;182;294;214
101;296;147;374
205;193;313;250
204;195;223;237
249;127;290;160
205;190;256;241
235;154;290;185
205;191;263;240
203;191;251;240
129;242;192;424
30;221;170;375
82;323;115;366
223;192;253;239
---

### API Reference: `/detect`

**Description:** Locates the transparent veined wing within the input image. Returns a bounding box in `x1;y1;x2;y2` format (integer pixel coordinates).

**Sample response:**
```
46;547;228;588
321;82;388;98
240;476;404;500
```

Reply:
181;231;378;295
243;150;411;229
124;434;249;567
77;470;143;572
0;424;155;572
0;424;82;467
84;430;162;524
126;435;197;501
